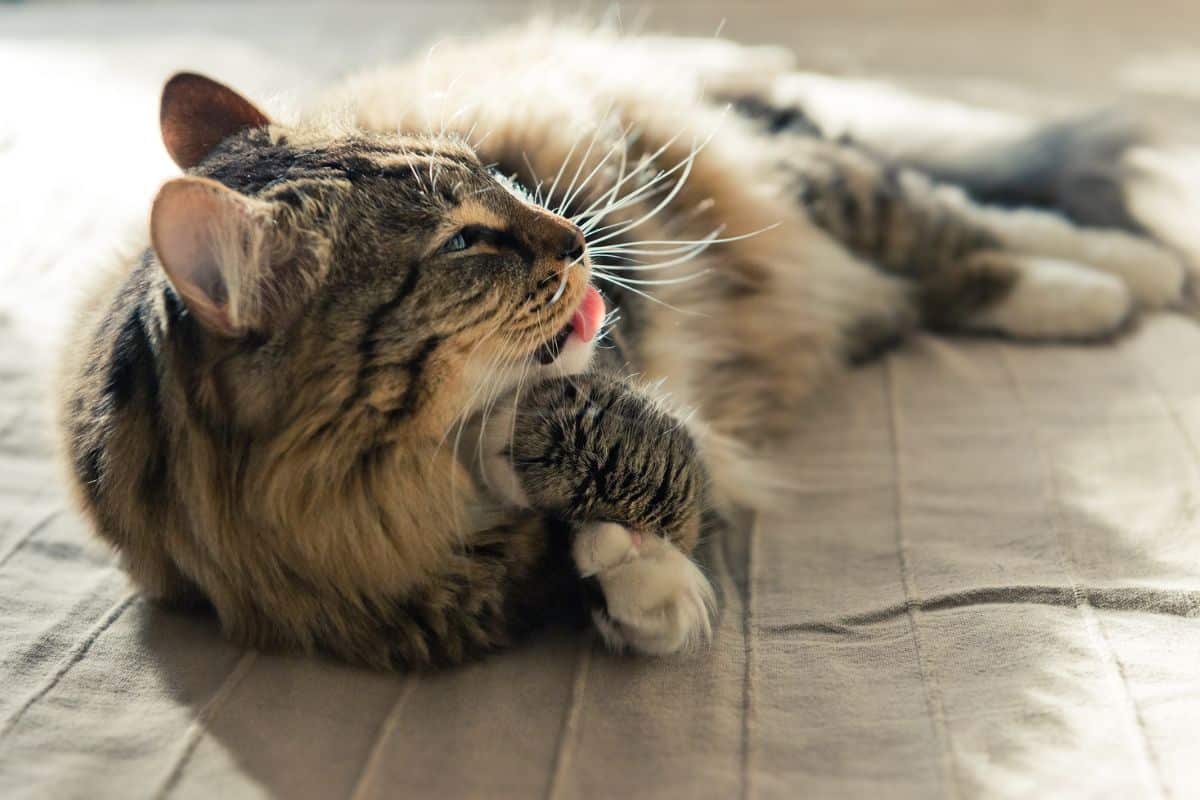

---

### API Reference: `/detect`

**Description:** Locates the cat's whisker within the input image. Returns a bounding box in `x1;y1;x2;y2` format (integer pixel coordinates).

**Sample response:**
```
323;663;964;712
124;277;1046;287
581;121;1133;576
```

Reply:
592;266;712;286
456;341;517;489
520;152;547;207
580;110;731;244
473;338;522;481
588;228;721;272
442;329;510;541
545;121;592;212
590;229;760;252
594;306;623;349
587;252;642;264
504;342;535;477
589;272;706;316
461;184;501;200
437;326;504;453
557;114;633;218
578;180;677;235
471;128;495;150
573;125;703;229
553;105;614;217
661;198;718;236
589;223;782;273
569;123;637;225
549;265;571;306
589;235;721;257
585;134;710;247
576;164;670;233
462;121;479;148
398;142;429;193
577;157;675;221
591;251;706;273
571;127;687;228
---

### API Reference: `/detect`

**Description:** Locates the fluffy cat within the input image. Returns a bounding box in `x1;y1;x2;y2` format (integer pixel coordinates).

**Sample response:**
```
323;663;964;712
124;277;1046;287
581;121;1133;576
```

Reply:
57;24;1187;668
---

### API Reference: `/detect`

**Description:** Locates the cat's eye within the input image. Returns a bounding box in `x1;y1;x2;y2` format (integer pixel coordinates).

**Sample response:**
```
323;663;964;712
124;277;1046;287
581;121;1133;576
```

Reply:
439;231;470;254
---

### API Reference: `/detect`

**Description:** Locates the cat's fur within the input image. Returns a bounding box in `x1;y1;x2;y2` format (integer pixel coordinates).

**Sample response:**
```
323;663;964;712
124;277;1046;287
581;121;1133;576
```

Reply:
57;24;1188;668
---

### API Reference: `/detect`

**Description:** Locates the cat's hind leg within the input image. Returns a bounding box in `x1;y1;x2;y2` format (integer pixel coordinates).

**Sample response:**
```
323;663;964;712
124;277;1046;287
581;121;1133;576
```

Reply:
942;192;1186;309
785;139;1173;340
948;252;1133;340
744;72;1147;233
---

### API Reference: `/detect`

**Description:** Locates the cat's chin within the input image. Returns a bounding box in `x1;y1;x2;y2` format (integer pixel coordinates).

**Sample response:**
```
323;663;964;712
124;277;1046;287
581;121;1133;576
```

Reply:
539;334;597;377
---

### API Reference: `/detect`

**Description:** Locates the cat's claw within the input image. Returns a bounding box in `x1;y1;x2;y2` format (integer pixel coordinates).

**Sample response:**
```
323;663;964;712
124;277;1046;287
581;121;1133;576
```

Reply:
574;522;715;656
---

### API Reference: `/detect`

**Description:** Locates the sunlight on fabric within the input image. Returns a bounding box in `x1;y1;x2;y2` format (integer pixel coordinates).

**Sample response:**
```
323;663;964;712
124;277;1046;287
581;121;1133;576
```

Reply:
0;38;299;354
1119;52;1200;100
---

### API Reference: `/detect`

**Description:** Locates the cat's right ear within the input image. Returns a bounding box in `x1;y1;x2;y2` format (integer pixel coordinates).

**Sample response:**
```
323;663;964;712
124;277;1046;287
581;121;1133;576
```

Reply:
150;176;278;338
160;72;271;170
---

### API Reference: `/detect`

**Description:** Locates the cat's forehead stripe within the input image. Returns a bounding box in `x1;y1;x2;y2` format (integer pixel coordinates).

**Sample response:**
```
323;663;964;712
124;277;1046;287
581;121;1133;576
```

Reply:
201;129;480;199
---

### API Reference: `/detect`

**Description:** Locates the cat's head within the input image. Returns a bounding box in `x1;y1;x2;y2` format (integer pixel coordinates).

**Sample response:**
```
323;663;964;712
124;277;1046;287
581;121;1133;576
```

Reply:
150;73;603;442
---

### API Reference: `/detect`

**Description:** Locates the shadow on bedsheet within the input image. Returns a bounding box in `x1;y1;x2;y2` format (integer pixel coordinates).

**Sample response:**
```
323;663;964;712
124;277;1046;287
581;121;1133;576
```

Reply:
6;313;1197;795
120;347;1200;798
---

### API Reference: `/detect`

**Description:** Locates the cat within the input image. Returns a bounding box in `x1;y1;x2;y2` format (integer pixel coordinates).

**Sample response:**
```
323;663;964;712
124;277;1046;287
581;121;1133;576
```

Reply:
56;23;1187;669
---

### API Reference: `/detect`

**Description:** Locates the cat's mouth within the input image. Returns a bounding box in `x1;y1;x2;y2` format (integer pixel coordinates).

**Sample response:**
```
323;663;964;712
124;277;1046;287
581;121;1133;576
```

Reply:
533;284;605;365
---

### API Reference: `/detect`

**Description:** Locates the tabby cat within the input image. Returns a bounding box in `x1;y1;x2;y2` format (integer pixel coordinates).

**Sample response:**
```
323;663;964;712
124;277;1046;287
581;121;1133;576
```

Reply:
57;24;1186;668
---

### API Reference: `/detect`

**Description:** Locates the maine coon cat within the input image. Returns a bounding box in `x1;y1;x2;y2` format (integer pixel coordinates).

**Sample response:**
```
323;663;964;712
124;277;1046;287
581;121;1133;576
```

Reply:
57;24;1187;668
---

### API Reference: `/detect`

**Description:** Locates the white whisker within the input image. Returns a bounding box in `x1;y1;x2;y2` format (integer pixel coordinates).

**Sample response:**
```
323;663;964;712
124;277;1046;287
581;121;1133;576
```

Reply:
591;273;706;316
592;267;712;286
554;106;614;217
572;127;688;227
545;122;591;212
585;136;706;248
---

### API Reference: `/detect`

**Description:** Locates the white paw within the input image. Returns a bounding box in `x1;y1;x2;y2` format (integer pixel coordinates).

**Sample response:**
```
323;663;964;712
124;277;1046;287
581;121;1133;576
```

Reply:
1075;231;1187;309
968;256;1133;339
574;522;715;656
949;193;1187;308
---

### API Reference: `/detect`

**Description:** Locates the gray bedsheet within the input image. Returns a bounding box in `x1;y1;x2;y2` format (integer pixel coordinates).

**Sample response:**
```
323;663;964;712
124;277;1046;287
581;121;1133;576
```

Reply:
3;4;1200;798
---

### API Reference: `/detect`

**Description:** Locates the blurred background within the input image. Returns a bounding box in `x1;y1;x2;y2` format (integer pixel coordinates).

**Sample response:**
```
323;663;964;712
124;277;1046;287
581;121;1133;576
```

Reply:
5;5;1200;798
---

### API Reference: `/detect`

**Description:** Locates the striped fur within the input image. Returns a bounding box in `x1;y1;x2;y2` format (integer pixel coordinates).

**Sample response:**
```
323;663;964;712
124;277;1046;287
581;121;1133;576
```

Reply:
58;24;1187;669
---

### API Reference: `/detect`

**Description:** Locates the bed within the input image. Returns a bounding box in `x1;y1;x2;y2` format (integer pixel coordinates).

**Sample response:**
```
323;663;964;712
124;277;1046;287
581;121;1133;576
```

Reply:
3;3;1200;797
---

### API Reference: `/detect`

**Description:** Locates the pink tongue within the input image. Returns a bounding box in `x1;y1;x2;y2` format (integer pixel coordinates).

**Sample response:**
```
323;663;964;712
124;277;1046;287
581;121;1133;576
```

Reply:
570;285;605;343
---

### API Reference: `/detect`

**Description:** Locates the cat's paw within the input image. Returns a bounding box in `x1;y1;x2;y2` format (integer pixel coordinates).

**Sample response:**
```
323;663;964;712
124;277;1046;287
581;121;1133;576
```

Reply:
968;256;1134;339
574;521;715;656
1070;231;1186;309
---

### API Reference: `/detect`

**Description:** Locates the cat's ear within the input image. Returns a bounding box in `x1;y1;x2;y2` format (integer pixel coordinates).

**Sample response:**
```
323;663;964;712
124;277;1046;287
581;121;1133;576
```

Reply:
151;176;280;338
160;72;271;170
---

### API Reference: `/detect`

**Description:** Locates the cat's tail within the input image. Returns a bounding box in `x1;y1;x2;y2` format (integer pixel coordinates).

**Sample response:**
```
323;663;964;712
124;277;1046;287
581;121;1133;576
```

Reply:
907;111;1148;235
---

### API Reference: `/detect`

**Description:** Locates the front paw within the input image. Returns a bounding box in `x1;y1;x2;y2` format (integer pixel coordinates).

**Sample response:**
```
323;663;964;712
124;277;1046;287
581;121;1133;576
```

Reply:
575;521;715;656
489;374;707;548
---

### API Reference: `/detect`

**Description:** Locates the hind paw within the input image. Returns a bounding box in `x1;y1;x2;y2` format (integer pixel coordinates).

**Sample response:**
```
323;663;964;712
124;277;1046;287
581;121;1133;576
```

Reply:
967;257;1134;340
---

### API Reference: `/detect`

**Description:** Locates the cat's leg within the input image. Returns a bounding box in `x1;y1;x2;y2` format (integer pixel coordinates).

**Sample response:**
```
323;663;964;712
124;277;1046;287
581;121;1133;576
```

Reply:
786;140;1152;339
482;373;717;656
741;72;1146;233
946;252;1133;339
938;189;1185;308
572;521;715;654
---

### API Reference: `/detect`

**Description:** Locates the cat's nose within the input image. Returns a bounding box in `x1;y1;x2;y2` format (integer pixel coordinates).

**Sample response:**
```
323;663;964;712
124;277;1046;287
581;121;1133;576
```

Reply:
556;224;586;263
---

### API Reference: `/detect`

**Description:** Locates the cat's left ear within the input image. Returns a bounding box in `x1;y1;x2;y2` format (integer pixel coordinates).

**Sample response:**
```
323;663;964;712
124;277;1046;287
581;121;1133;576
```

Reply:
160;72;271;170
151;176;286;337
